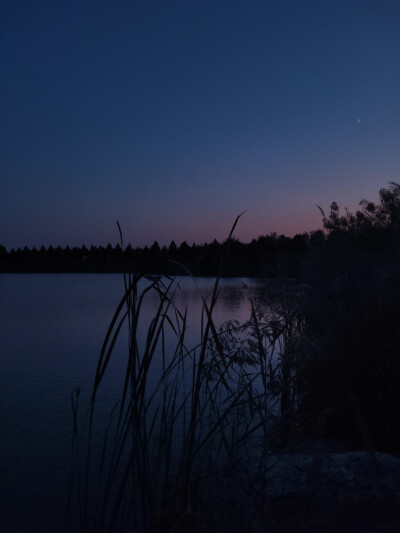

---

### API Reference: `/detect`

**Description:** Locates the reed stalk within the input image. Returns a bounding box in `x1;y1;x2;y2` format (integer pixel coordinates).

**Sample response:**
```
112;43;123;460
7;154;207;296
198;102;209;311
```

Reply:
70;221;304;532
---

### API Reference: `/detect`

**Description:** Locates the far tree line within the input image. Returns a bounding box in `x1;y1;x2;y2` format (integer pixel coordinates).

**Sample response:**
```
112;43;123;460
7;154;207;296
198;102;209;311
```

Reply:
0;230;325;277
2;182;399;278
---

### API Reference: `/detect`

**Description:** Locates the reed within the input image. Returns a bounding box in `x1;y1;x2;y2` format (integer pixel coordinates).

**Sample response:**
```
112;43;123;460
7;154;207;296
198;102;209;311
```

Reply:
70;224;304;532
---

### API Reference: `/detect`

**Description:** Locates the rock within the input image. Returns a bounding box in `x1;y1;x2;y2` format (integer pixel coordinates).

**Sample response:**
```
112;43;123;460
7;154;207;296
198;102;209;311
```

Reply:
258;450;400;532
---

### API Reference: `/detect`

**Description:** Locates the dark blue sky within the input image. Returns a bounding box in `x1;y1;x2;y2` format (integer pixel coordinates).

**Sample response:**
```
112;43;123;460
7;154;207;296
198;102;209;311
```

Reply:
1;0;399;249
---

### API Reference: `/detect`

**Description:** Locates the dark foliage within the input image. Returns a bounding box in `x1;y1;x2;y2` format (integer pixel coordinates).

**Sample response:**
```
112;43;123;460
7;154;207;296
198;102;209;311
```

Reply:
299;183;400;455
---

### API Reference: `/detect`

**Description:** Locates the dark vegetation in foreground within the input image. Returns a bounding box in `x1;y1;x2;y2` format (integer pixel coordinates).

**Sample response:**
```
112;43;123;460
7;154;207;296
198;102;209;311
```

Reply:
299;183;400;457
70;184;400;531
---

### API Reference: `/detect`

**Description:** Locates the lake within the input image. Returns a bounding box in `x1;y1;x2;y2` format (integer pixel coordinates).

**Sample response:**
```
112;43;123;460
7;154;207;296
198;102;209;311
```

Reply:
0;274;271;532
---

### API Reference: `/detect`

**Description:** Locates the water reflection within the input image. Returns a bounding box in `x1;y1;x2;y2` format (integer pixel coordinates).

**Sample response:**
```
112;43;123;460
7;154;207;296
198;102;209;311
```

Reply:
0;274;270;532
220;285;244;311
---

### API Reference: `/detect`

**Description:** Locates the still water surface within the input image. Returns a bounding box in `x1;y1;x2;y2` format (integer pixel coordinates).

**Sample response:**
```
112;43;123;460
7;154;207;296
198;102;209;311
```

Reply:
0;274;268;532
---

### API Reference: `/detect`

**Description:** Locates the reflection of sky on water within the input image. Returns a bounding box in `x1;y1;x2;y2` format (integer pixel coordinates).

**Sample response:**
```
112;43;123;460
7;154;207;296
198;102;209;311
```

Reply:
0;274;271;532
168;277;270;334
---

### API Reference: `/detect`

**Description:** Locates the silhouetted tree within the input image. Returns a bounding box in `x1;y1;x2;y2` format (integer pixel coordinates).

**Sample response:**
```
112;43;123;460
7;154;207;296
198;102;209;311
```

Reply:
168;240;178;254
150;241;161;255
299;182;400;454
309;229;325;247
178;241;190;254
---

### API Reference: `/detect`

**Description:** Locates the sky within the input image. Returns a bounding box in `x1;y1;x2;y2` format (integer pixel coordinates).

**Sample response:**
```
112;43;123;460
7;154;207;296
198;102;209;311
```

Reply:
1;0;399;250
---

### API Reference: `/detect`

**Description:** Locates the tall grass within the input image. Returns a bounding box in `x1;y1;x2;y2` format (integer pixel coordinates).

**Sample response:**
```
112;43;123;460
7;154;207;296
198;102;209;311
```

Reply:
69;231;305;532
